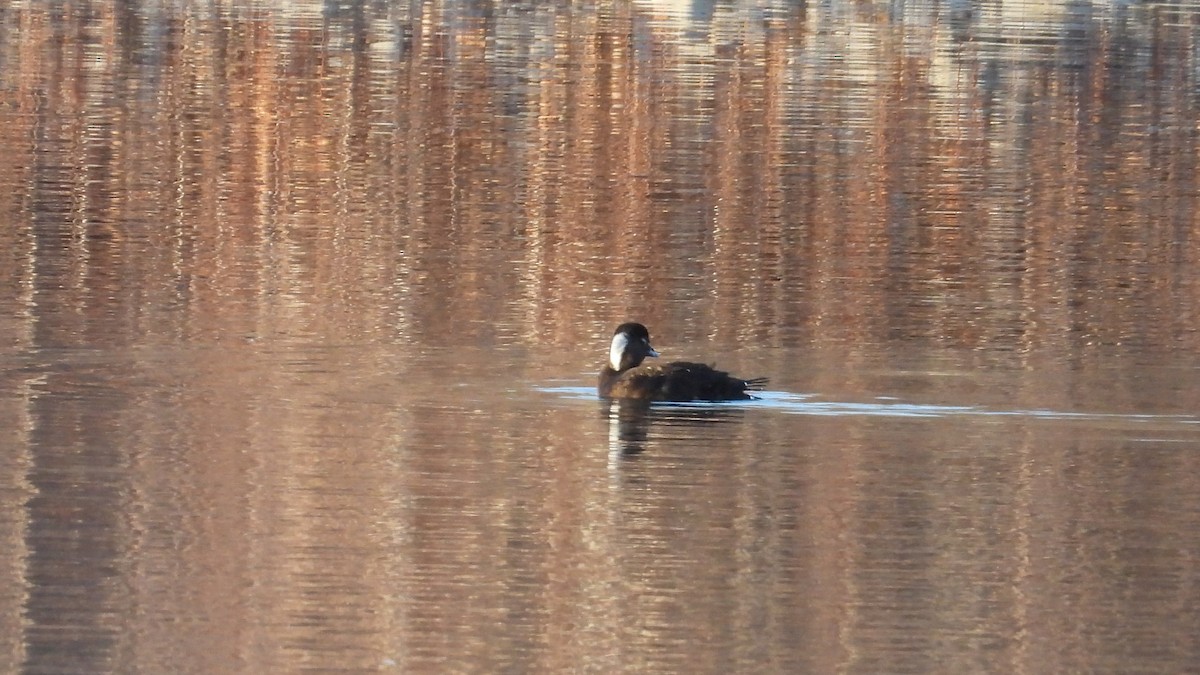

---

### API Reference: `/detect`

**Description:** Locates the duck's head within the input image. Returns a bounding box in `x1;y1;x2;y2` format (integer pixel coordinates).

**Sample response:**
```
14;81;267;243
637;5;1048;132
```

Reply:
609;322;660;372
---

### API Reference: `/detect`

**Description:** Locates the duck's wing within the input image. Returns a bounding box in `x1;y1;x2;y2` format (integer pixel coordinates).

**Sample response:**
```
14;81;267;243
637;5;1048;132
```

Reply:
607;364;672;399
664;361;766;399
610;362;767;401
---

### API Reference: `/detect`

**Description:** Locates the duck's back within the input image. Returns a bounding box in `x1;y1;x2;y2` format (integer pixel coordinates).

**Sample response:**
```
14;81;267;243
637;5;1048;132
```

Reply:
602;361;765;401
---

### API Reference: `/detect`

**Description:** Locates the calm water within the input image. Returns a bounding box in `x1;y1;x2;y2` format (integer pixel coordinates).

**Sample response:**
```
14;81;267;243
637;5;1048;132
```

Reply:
2;1;1200;672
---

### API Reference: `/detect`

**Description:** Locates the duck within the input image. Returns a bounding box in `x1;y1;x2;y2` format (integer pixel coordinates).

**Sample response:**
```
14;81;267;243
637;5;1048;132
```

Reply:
598;322;767;401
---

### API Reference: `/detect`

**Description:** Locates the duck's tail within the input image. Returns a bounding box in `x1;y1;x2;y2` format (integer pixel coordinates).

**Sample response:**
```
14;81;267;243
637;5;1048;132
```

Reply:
743;377;769;391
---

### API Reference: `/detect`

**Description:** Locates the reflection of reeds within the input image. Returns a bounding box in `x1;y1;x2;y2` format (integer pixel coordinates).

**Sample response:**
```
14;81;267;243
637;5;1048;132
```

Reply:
0;3;1196;357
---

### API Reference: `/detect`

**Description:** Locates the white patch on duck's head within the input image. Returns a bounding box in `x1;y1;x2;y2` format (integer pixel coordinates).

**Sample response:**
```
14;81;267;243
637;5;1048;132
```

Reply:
609;332;630;371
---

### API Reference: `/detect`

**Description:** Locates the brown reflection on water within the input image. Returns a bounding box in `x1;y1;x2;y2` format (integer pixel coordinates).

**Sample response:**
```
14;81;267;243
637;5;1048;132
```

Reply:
1;2;1199;673
1;4;1196;353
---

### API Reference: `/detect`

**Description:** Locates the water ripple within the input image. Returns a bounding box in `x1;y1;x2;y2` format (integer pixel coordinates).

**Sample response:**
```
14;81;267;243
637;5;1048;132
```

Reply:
541;385;1200;426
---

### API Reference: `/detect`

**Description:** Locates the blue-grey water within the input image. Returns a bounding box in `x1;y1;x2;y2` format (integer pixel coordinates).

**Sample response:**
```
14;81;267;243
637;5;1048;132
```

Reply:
1;1;1199;672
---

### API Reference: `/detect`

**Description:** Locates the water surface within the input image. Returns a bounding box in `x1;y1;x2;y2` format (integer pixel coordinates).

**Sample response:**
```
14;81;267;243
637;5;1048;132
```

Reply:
1;1;1199;672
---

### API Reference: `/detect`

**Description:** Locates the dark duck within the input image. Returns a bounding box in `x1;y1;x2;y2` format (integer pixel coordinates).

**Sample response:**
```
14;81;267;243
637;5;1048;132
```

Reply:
598;322;767;401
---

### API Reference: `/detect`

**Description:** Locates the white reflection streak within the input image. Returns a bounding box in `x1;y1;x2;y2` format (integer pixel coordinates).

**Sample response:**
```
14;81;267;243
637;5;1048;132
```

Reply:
607;405;623;484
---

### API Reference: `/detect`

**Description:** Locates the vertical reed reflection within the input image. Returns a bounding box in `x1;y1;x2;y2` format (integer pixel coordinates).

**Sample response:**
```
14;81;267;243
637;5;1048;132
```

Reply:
0;3;1195;353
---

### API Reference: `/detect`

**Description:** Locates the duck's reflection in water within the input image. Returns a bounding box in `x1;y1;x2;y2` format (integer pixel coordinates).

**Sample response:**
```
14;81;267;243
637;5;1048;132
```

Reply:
602;398;747;459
